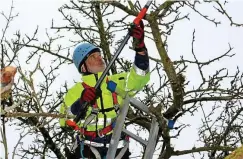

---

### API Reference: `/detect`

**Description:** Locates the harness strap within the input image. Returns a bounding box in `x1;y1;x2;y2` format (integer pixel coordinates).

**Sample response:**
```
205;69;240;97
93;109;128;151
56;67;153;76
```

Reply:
76;136;102;159
66;120;116;139
71;135;80;151
83;113;98;129
80;140;85;159
82;139;129;159
90;146;102;159
115;140;129;159
81;123;114;138
72;135;129;158
100;107;115;112
111;91;118;105
106;77;118;105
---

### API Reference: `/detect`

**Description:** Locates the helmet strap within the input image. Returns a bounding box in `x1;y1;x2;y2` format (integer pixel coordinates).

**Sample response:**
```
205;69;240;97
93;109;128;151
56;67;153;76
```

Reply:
81;62;92;75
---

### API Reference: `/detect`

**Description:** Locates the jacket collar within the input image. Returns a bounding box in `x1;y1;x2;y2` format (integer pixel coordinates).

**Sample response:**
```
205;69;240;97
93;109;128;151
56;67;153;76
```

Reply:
81;72;103;87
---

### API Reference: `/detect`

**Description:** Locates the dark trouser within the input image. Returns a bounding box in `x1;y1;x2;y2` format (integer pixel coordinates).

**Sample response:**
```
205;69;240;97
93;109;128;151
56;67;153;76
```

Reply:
71;144;131;159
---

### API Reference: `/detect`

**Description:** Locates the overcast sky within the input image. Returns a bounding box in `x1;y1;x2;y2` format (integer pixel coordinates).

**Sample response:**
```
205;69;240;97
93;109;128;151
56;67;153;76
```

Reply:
1;0;243;159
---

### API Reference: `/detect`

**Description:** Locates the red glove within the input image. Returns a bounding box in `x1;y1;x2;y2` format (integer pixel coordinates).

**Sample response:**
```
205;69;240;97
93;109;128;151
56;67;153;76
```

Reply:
80;87;96;103
129;20;146;52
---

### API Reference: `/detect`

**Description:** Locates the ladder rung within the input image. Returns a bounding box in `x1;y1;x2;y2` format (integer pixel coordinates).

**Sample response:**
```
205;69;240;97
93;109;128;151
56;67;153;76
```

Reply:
129;98;149;114
122;128;148;146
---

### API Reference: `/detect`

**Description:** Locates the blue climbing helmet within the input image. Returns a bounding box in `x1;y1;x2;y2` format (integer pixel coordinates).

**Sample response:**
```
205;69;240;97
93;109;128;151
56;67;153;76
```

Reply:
72;42;100;73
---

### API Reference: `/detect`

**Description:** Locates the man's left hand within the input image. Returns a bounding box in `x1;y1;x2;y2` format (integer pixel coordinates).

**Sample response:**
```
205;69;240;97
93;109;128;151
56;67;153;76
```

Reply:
129;20;146;52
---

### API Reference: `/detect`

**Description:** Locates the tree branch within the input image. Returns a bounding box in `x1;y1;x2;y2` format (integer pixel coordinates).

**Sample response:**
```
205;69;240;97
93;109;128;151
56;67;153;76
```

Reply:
183;96;243;105
173;146;235;156
3;112;74;119
15;43;72;62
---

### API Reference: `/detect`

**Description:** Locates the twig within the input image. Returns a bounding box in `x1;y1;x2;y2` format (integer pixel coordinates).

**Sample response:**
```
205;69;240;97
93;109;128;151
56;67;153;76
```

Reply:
12;132;28;159
0;124;8;159
214;1;243;27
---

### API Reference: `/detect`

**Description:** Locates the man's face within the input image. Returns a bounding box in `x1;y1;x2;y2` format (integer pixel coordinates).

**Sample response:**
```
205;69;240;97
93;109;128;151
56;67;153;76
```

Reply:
81;52;106;73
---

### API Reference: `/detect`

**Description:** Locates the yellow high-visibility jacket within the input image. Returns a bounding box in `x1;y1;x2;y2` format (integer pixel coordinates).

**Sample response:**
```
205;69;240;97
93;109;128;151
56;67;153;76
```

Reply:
59;65;150;133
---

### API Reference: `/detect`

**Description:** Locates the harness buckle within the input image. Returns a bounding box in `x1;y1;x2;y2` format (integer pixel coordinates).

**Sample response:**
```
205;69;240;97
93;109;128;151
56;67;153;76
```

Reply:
113;104;120;113
97;129;105;138
91;108;99;114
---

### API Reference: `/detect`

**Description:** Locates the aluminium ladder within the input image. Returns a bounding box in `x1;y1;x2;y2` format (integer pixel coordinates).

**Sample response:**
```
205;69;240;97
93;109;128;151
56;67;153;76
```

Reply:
106;94;160;159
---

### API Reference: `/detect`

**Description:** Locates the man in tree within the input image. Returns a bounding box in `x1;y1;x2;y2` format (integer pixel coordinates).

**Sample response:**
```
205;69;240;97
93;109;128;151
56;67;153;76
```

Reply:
59;20;150;159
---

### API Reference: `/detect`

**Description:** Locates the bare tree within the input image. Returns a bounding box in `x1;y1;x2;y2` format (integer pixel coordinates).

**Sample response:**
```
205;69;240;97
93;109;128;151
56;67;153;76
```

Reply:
1;0;243;159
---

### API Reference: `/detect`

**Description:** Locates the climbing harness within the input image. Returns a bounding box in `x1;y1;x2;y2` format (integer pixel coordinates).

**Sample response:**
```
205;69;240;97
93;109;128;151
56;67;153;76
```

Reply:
73;134;129;159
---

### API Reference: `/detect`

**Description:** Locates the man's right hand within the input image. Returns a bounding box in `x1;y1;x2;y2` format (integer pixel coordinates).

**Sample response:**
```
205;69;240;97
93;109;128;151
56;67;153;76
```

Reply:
80;87;96;103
